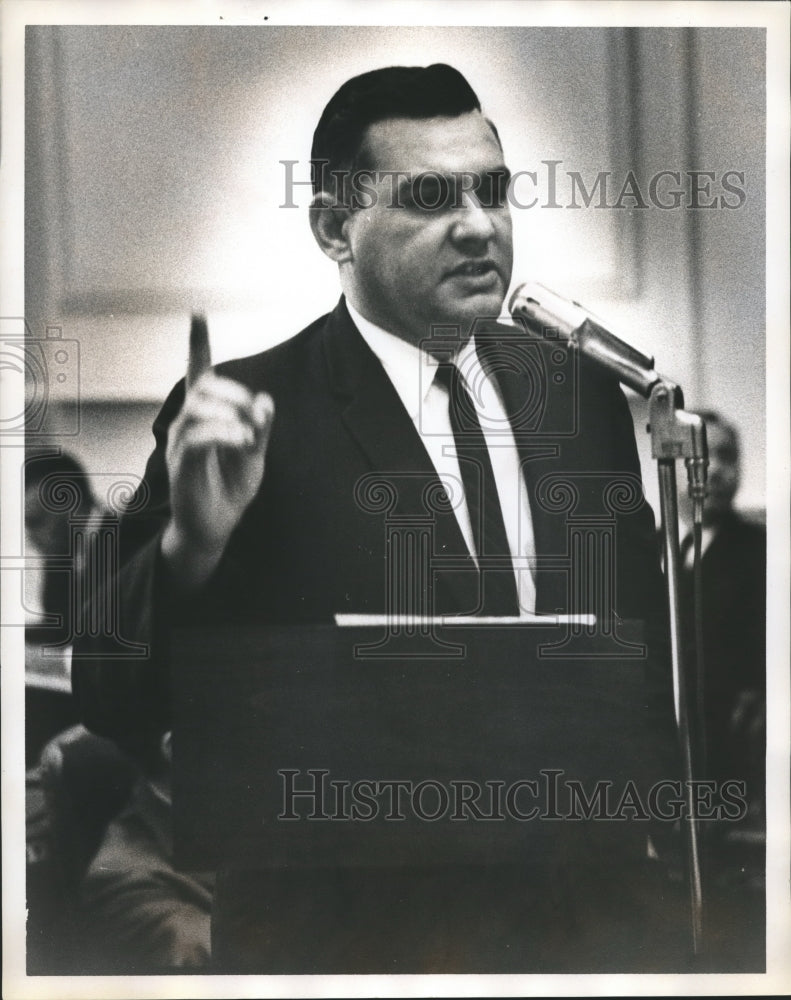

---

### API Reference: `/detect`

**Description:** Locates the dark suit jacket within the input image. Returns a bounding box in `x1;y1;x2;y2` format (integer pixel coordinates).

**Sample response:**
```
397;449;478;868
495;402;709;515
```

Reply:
681;511;766;792
74;297;669;754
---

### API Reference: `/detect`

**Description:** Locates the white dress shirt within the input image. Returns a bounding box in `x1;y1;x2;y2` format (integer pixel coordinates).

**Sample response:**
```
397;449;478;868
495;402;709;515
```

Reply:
347;301;537;614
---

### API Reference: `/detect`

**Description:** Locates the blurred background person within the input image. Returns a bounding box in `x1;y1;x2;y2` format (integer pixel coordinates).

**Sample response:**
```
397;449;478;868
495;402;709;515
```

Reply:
25;450;102;652
678;410;766;846
76;728;214;972
24;451;213;972
25;451;101;761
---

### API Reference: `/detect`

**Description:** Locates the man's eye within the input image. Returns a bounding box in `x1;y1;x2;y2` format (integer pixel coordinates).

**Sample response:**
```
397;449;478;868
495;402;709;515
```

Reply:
476;171;509;208
408;174;450;210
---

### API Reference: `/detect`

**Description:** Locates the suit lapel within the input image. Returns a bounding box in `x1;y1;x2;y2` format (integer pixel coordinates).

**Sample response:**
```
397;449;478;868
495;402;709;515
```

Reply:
321;303;587;614
322;299;480;612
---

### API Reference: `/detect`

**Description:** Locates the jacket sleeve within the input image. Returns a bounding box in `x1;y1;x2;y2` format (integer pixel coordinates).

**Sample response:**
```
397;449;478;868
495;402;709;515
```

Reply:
71;379;187;766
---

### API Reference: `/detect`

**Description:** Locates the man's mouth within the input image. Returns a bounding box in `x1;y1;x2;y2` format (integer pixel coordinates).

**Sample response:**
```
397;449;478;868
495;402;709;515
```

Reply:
447;260;498;279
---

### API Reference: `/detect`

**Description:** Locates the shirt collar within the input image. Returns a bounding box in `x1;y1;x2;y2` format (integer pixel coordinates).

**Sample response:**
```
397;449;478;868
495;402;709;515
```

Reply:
346;300;440;420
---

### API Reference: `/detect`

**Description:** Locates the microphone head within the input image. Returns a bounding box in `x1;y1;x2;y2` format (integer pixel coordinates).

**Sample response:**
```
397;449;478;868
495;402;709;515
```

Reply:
508;282;587;340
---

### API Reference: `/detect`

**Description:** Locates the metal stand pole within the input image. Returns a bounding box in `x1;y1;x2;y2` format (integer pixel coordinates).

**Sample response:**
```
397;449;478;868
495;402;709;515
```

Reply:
508;286;709;959
657;457;703;955
650;381;708;957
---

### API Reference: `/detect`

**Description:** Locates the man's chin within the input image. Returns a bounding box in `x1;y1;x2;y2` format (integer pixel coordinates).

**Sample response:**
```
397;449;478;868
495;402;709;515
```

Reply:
434;290;506;328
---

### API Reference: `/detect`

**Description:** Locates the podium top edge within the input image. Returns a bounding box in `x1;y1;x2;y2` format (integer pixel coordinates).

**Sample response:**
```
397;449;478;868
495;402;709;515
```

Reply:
333;614;597;627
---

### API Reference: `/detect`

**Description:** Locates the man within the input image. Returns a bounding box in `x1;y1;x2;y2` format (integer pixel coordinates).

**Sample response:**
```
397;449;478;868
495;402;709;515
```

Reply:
679;411;766;822
676;410;766;968
25;451;100;647
24;452;214;972
74;64;680;972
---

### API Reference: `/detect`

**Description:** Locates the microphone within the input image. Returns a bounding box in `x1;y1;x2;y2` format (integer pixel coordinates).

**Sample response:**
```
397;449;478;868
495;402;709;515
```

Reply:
509;281;707;504
508;282;661;399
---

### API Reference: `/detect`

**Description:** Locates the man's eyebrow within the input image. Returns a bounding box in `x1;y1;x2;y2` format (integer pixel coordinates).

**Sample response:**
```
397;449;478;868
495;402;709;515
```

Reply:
395;167;512;188
396;171;451;187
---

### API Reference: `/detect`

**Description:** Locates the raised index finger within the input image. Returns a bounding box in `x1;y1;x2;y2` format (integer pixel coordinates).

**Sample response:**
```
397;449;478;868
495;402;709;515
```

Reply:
186;312;212;389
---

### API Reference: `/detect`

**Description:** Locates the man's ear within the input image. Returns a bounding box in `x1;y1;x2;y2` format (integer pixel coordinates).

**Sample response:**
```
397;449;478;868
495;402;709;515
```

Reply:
309;191;354;264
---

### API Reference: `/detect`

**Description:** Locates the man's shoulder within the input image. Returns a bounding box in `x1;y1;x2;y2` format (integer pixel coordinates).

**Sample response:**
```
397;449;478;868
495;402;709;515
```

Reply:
722;511;767;546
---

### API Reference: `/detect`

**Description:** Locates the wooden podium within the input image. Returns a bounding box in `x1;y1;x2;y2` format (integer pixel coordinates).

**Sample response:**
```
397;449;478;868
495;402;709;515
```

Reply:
172;621;677;867
171;621;687;972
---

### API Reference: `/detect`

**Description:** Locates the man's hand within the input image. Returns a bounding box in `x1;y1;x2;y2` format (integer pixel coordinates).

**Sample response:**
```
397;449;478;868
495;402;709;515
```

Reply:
161;371;275;590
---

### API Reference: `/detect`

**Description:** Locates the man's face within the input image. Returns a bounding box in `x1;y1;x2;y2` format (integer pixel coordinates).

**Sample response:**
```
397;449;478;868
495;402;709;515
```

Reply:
341;112;513;349
704;422;740;520
25;484;69;553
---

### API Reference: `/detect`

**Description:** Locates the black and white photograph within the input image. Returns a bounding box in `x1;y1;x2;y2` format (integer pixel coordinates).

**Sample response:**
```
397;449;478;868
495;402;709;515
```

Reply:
2;1;789;996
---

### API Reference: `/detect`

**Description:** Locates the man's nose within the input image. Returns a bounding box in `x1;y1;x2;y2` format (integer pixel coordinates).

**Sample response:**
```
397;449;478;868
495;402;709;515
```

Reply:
450;191;496;243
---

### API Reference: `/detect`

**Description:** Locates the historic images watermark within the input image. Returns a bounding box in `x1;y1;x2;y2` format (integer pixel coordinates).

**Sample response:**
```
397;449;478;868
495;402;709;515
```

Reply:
0;317;81;440
278;768;748;823
281;160;747;211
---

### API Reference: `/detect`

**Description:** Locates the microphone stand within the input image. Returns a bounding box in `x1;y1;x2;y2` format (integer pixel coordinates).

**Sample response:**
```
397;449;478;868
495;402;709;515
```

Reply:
572;321;708;956
649;379;707;958
509;293;709;956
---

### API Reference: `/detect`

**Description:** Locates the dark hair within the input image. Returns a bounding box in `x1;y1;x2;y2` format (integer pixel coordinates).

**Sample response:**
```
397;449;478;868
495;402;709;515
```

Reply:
311;64;487;196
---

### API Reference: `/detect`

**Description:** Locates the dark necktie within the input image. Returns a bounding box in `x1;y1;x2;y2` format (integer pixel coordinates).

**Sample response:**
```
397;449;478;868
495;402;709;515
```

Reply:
434;362;520;616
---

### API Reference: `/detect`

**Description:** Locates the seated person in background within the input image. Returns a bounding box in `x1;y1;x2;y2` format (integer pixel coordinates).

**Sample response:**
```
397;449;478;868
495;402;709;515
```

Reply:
25;452;213;972
678;410;766;831
25;451;101;650
78;732;214;972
